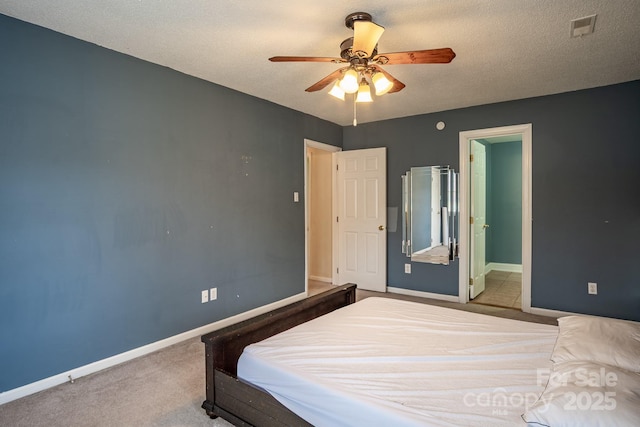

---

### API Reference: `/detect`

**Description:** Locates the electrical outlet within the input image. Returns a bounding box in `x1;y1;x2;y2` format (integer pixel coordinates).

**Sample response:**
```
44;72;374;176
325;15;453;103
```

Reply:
210;287;217;301
201;290;209;303
404;263;411;274
588;282;597;295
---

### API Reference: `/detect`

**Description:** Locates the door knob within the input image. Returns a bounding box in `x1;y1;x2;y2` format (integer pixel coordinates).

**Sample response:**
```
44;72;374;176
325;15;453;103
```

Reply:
378;225;385;231
483;224;490;229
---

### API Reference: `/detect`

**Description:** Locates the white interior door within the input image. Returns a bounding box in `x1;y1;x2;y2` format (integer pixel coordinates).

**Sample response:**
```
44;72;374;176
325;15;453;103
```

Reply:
335;147;387;292
470;140;487;299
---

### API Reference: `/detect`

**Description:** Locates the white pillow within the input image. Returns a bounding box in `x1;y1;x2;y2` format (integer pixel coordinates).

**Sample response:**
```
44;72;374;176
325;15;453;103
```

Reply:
551;315;640;373
523;361;640;427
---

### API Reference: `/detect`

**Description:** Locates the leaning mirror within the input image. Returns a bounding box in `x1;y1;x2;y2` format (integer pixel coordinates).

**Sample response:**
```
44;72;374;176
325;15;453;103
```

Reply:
402;166;458;265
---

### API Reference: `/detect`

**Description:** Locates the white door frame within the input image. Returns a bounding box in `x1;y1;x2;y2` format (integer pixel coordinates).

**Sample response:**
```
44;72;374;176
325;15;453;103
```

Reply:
304;139;341;294
458;124;532;312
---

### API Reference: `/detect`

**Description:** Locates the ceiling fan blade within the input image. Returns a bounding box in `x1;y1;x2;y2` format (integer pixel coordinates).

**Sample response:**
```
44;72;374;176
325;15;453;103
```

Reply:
371;65;405;94
374;48;456;65
352;20;385;58
305;67;350;92
269;56;345;63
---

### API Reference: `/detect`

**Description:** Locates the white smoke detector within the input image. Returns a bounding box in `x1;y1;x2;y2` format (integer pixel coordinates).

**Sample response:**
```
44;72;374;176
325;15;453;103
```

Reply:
570;14;597;38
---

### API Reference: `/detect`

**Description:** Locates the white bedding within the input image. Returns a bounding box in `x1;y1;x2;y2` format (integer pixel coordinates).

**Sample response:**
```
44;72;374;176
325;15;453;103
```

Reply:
237;297;558;427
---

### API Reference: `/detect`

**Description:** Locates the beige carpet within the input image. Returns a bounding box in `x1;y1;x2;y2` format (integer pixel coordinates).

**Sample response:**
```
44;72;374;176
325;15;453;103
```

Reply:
0;337;232;427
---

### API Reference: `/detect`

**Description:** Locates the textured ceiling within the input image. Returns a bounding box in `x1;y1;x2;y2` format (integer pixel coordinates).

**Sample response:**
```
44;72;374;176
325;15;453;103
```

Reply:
1;0;639;126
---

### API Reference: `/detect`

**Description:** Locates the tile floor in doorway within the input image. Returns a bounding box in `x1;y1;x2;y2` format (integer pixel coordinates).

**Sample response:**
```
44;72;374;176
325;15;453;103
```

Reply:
470;270;522;309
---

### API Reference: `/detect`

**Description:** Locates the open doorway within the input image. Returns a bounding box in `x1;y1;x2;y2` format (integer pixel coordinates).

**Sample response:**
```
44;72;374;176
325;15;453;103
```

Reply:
304;139;340;296
304;140;388;296
458;124;533;313
469;135;523;309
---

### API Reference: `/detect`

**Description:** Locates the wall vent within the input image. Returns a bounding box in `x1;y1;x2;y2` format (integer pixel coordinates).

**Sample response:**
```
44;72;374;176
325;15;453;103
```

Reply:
570;14;597;38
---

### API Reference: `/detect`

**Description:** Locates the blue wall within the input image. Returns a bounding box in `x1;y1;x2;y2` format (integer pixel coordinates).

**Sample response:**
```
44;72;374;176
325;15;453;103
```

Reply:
343;80;640;322
488;141;522;264
0;15;341;391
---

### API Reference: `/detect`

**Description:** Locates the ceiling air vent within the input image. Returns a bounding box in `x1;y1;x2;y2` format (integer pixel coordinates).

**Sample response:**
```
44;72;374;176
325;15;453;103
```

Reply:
570;14;597;38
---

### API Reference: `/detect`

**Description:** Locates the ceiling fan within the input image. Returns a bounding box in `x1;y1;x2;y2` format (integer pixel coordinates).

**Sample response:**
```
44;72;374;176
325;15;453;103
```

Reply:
269;11;456;115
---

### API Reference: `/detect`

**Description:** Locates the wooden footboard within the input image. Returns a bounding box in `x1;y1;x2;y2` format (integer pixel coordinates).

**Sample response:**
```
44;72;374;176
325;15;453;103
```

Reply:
201;284;357;426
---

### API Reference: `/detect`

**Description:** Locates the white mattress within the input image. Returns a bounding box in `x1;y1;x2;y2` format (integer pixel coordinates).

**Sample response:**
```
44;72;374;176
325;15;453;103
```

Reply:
237;297;558;427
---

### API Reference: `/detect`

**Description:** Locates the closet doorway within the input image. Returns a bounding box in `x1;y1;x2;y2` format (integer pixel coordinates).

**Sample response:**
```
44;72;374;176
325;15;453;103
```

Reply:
470;135;523;309
458;124;533;313
304;140;340;295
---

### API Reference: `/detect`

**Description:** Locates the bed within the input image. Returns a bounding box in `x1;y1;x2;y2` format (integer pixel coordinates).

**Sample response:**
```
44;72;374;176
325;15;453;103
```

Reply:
201;284;357;426
201;284;640;426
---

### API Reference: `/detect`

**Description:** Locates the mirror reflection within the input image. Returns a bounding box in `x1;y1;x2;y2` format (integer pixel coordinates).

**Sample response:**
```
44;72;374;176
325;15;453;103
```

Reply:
402;166;458;265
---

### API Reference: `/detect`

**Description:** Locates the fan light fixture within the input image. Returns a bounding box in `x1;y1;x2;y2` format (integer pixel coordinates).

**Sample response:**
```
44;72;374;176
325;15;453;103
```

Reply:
331;68;392;102
339;69;359;93
328;81;346;100
372;72;393;96
356;78;373;103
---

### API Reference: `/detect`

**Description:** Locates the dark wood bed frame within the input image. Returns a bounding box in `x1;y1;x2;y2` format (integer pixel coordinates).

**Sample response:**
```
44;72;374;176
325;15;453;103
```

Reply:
201;283;357;426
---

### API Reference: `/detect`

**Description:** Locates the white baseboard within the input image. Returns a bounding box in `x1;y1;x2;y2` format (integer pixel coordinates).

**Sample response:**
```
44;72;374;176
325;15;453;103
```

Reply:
308;275;332;283
0;292;307;406
387;286;570;318
387;287;460;303
529;307;579;318
529;308;632;321
485;262;522;273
